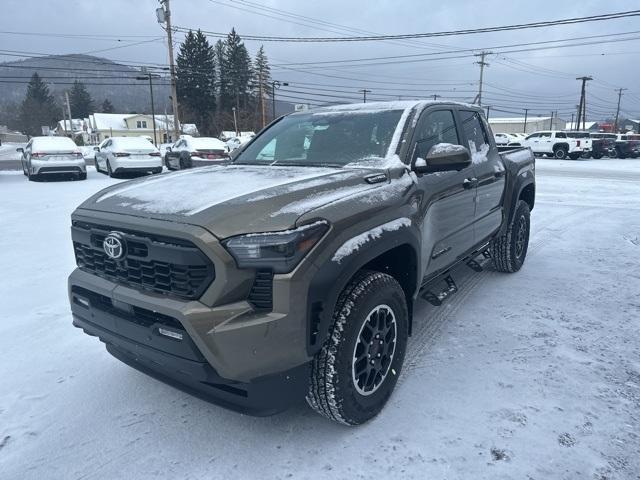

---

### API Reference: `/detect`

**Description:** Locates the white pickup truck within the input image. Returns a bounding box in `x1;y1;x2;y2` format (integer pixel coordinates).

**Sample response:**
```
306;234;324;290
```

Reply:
522;130;590;159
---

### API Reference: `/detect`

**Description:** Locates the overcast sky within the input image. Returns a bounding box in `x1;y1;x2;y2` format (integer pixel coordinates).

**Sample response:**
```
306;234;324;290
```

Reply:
2;0;640;120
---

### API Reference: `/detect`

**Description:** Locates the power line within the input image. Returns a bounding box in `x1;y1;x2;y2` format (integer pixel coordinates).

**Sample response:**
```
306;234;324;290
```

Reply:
175;10;640;42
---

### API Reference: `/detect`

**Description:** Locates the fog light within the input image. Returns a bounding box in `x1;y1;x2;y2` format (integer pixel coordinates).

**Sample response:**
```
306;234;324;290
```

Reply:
74;296;90;308
158;328;183;340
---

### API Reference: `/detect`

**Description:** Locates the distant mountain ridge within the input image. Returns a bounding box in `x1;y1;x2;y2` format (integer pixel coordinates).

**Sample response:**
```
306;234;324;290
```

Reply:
0;54;171;113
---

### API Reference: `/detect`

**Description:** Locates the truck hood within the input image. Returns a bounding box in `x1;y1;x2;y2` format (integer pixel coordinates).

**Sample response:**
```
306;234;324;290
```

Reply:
78;164;384;238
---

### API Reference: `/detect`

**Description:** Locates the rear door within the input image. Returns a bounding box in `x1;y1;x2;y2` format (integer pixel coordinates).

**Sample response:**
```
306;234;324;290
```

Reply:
539;131;553;153
410;107;478;278
459;109;506;244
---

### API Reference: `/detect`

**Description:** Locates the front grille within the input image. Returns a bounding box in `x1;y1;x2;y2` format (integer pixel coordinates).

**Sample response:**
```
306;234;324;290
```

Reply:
248;269;273;310
72;222;214;300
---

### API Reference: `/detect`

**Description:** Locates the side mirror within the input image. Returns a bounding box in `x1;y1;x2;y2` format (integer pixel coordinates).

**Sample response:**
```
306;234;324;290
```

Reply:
16;147;24;153
413;143;471;174
93;146;99;152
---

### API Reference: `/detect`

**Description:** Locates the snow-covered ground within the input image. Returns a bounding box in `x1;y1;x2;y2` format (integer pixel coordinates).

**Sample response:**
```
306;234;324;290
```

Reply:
1;159;639;479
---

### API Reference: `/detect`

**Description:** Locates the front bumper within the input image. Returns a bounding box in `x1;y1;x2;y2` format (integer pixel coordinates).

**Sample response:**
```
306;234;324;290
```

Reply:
70;281;310;415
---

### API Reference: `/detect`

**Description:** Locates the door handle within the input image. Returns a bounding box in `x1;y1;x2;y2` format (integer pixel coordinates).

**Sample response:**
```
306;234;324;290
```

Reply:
463;177;478;189
494;169;505;178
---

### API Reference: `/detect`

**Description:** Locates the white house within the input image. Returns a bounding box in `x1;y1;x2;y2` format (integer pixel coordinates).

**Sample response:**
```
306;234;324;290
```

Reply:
85;114;197;144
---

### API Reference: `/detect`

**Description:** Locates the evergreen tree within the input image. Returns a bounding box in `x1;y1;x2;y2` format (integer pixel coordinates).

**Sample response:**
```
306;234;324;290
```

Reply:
19;73;60;136
101;98;114;113
219;29;253;112
176;29;217;134
253;45;272;128
69;80;94;118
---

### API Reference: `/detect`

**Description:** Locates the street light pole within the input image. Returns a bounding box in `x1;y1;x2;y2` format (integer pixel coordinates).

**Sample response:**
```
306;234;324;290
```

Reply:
136;71;160;146
271;80;289;121
232;107;238;136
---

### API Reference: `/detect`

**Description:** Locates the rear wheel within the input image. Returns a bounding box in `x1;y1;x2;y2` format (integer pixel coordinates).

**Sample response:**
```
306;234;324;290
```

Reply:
490;200;530;273
78;172;87;180
307;270;408;425
569;153;581;160
107;160;115;178
592;153;603;159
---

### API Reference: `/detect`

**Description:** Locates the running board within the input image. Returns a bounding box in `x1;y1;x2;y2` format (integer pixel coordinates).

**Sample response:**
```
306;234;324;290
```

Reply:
466;258;483;272
421;275;458;306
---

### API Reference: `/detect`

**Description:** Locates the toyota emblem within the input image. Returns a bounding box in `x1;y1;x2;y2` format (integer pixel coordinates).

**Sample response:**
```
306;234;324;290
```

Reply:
103;232;126;260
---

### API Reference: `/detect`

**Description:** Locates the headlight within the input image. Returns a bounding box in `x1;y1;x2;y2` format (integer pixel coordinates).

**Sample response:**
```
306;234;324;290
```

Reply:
223;221;329;273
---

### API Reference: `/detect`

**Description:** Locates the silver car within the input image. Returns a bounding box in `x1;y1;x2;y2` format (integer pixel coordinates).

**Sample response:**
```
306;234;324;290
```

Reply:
19;136;87;181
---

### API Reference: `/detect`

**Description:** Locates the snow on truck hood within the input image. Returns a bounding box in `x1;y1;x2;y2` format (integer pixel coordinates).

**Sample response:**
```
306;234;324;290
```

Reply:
78;164;383;238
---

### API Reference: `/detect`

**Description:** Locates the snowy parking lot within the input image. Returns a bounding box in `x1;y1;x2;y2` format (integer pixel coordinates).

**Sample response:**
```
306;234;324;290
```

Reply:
1;159;640;479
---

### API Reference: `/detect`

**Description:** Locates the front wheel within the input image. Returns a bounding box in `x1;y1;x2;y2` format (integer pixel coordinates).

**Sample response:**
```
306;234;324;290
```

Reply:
554;147;568;159
490;200;530;273
307;270;408;425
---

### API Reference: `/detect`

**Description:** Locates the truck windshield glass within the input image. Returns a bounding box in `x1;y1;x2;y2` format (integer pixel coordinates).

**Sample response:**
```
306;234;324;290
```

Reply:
234;110;404;167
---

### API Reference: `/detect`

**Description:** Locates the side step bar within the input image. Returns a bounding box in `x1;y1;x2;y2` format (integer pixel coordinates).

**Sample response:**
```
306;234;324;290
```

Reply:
421;275;458;306
420;250;490;307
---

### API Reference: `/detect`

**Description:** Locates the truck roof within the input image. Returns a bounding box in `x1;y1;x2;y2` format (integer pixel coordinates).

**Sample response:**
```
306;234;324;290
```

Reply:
298;100;480;116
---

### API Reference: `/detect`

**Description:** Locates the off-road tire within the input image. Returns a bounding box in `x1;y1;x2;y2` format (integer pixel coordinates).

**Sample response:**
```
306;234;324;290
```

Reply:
78;172;87;180
306;270;408;426
490;200;530;273
569;153;581;160
592;153;603;159
554;146;568;159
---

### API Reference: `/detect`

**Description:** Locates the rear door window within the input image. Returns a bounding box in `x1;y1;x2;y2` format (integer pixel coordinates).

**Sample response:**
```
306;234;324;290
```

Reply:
555;132;567;138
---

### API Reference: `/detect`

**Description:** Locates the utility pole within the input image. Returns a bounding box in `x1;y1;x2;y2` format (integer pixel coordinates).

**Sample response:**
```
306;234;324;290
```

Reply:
486;105;491;119
549;111;554;129
523;108;529;133
432;94;441;101
259;70;266;129
157;0;180;141
65;91;73;136
136;69;160;146
474;51;491;106
613;87;627;133
358;89;372;103
570;112;574;129
575;76;592;131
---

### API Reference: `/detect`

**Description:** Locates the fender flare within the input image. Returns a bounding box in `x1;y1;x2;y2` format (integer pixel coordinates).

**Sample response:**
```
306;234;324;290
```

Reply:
498;165;535;236
305;225;421;356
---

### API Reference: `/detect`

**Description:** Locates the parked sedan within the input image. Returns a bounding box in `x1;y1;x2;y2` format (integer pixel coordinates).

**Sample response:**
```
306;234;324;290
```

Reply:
18;136;86;181
165;136;230;170
95;136;162;177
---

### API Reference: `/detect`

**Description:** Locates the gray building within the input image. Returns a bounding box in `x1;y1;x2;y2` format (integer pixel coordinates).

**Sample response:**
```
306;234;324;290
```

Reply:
488;116;566;134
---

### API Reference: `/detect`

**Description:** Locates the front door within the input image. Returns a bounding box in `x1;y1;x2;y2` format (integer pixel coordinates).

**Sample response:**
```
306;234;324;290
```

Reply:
410;108;478;279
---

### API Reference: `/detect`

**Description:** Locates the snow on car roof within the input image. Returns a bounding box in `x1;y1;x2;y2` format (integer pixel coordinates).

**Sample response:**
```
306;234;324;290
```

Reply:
32;136;78;150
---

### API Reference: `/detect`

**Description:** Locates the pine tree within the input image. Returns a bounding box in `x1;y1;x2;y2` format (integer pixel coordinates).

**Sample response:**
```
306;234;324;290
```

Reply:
176;29;217;134
220;29;253;113
69;80;94;118
253;45;271;128
101;98;114;113
19;73;60;136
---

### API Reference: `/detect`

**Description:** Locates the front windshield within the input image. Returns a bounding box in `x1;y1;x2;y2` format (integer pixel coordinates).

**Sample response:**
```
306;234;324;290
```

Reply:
235;109;404;167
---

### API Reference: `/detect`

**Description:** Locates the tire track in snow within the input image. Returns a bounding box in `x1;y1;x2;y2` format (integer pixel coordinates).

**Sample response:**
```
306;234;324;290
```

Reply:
400;205;599;379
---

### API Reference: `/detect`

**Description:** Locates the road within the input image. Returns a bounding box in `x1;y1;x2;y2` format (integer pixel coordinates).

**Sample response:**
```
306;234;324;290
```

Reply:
0;159;639;479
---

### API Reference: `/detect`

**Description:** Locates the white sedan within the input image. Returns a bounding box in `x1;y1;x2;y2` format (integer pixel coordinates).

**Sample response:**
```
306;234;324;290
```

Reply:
95;136;162;177
18;136;87;181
